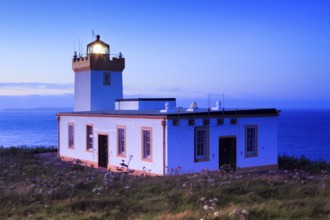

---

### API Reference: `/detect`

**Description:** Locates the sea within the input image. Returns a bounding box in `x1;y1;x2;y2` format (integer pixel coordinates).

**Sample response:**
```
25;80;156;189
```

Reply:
0;108;329;162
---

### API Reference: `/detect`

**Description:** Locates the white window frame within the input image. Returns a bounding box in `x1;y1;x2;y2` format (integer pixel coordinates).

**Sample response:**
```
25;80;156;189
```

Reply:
141;128;152;161
245;125;258;157
68;123;75;149
194;126;209;162
117;126;126;157
86;125;93;151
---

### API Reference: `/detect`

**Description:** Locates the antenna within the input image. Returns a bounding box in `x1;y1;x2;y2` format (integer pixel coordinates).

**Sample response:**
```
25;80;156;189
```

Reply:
73;40;77;58
78;38;81;57
92;29;96;40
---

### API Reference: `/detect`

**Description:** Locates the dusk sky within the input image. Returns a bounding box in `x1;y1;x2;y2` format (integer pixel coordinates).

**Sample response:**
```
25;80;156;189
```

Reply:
0;0;329;109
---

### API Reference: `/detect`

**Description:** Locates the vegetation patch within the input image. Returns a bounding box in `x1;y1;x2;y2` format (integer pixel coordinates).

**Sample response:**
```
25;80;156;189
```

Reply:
0;147;329;219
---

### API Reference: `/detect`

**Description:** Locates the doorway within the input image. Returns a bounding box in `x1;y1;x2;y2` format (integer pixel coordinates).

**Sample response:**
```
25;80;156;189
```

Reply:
219;137;236;170
98;135;108;168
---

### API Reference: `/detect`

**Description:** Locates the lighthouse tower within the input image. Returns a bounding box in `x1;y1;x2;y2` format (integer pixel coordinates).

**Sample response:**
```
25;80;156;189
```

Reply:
72;35;125;111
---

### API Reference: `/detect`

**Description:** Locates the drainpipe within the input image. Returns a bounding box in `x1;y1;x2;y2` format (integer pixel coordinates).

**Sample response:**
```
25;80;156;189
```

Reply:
161;119;166;176
57;115;60;159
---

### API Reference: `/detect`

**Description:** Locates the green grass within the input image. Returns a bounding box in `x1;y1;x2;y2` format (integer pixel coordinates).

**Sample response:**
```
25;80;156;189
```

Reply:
0;147;329;219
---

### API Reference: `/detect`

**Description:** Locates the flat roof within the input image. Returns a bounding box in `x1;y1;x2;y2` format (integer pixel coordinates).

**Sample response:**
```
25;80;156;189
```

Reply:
115;98;176;102
58;108;280;118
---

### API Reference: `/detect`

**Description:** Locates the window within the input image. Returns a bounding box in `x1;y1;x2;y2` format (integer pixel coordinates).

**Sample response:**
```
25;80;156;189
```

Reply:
245;125;258;157
203;119;210;126
188;119;195;126
103;72;111;85
194;127;209;162
142;128;152;161
172;119;180;126
86;125;93;150
230;118;237;124
68;124;74;148
117;126;126;156
217;118;224;125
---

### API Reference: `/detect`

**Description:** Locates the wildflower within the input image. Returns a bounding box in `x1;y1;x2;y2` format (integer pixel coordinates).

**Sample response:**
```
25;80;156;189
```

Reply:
124;185;130;190
182;183;187;188
214;211;220;217
203;205;209;211
228;209;240;219
200;197;206;202
242;210;249;216
213;198;219;203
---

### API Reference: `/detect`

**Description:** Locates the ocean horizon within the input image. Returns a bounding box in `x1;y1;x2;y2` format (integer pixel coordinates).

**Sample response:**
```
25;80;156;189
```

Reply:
0;108;329;162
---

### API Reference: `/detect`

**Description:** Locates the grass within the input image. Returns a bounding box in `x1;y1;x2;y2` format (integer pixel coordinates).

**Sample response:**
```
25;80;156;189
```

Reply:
0;147;329;220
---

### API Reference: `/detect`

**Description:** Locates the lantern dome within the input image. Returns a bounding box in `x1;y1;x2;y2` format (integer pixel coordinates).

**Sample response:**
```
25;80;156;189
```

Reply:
87;35;109;55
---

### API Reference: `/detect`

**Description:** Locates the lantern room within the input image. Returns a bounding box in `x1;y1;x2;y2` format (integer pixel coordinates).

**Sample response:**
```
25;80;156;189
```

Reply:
87;35;109;55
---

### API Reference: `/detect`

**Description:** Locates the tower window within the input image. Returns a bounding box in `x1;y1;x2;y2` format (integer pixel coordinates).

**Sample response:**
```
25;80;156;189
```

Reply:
103;72;111;85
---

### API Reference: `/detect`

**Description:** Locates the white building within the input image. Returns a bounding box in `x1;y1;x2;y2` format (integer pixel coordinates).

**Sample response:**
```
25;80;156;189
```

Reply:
57;35;279;175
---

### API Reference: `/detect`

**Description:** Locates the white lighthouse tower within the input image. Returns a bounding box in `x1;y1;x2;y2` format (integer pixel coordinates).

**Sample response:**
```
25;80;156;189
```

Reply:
72;35;125;111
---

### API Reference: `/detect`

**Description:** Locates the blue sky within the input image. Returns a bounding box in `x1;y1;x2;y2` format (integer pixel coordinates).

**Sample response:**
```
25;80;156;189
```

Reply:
0;0;329;109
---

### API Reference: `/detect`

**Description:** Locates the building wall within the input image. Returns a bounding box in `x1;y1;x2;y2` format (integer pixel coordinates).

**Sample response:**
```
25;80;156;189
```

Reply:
91;70;123;111
166;116;278;174
59;115;165;175
115;100;176;110
74;71;91;111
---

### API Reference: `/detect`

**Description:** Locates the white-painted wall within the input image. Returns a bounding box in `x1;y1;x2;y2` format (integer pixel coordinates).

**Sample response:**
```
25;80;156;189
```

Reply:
74;70;123;111
59;115;165;175
59;114;278;175
74;71;91;111
166;116;278;174
91;71;123;111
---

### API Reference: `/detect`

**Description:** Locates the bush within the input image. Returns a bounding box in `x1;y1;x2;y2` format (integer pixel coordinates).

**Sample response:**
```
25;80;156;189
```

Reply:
278;155;330;173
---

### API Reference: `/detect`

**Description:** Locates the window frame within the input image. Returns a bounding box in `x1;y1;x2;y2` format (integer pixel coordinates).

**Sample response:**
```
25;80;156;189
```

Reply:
194;126;210;162
217;118;224;125
230;118;237;125
188;119;195;126
141;127;152;162
172;119;180;126
68;123;75;149
203;119;210;126
117;126;126;158
86;124;93;151
103;72;111;86
245;125;258;157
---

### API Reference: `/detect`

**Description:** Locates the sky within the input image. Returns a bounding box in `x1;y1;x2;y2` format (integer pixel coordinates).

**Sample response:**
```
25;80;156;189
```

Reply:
0;0;329;109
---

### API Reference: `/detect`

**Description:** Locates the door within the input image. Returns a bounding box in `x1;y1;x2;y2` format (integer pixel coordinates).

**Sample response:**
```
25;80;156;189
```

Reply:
219;137;236;170
98;135;108;168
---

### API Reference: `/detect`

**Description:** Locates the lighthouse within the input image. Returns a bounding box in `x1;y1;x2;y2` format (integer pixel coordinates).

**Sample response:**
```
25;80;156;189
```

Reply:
72;35;125;111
